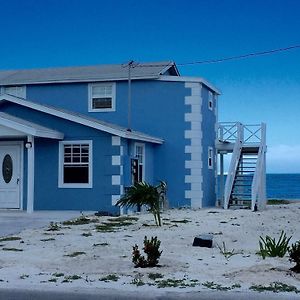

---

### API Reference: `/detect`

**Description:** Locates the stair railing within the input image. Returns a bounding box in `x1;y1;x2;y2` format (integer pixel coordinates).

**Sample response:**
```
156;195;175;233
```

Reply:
251;123;267;210
223;122;243;209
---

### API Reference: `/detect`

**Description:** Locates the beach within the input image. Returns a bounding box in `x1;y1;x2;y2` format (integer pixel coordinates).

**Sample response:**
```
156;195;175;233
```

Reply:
0;202;299;297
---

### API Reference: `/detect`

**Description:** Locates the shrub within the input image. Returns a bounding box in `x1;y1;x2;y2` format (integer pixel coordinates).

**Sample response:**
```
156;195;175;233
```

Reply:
116;181;166;226
289;241;300;273
258;230;291;259
132;236;162;268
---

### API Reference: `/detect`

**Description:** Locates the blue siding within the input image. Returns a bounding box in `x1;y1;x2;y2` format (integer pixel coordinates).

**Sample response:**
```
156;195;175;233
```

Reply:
201;87;217;207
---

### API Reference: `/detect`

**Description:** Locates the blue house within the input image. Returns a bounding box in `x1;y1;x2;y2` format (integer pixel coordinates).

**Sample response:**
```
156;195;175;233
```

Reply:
0;62;226;213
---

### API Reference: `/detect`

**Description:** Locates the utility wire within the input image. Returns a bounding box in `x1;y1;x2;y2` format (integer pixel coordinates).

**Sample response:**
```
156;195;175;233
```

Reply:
134;44;300;67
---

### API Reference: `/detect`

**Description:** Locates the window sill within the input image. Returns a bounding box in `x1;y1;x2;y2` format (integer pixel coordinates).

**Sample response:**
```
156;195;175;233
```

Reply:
58;183;93;189
88;108;115;112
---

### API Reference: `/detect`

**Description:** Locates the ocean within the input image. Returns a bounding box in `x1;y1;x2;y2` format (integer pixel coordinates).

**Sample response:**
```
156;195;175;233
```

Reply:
218;174;300;200
266;174;300;200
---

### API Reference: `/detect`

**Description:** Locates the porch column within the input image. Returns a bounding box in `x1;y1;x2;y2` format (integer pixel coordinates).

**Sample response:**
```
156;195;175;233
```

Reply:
27;135;35;213
220;153;224;207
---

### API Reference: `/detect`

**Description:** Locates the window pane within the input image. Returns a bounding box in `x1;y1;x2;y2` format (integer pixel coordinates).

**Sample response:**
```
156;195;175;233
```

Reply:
92;98;112;109
64;166;89;183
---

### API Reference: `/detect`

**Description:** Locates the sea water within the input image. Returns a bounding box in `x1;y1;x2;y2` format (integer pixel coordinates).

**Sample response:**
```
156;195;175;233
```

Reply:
218;174;300;200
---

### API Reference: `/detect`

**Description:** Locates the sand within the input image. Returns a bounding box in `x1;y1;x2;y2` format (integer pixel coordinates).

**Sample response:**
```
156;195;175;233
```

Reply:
0;203;299;296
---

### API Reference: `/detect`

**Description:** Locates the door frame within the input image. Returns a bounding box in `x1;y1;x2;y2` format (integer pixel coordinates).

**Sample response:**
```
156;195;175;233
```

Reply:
0;141;24;210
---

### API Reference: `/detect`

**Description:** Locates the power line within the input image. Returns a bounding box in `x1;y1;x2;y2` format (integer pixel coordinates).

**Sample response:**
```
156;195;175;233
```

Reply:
134;44;300;67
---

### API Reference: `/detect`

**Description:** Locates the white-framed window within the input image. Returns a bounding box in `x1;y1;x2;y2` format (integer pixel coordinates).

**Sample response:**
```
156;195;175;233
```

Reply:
134;143;145;182
88;82;116;112
58;140;93;188
208;91;213;111
208;146;213;169
0;86;26;98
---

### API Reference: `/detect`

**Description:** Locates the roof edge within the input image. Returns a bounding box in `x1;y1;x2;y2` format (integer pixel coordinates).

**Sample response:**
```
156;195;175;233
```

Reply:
157;75;221;95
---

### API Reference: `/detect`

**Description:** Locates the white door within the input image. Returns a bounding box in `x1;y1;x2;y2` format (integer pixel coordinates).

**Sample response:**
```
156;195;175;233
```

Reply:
0;145;21;209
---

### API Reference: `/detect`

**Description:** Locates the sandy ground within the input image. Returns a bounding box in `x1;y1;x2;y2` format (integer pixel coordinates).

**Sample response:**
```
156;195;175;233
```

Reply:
0;203;299;296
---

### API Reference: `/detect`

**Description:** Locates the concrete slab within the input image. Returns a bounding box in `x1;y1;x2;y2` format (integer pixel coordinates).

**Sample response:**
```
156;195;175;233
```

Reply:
0;210;90;236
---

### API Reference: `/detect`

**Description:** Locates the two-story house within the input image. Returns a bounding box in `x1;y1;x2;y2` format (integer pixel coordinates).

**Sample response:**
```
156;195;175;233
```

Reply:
0;62;220;213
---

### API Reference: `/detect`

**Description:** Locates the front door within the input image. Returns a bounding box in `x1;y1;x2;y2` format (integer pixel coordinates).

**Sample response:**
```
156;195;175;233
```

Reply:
0;144;21;209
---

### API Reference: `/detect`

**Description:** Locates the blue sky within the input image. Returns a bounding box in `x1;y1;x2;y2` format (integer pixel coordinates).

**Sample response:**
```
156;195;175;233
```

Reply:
0;0;299;173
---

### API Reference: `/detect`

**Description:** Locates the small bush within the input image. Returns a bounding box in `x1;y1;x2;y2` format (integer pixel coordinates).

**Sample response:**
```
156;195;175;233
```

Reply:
258;231;291;259
289;241;300;273
132;236;162;268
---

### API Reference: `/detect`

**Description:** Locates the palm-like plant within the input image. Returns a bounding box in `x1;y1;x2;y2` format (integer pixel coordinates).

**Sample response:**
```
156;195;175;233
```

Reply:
116;181;166;226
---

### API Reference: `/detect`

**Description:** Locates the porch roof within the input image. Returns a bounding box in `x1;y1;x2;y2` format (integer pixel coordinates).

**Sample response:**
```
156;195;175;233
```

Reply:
0;112;64;139
0;94;164;144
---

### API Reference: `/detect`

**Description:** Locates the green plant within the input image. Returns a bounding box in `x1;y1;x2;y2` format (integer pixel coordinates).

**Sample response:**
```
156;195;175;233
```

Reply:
64;251;86;257
99;274;119;282
116;181;166;226
132;236;162;268
258;230;291;259
47;222;60;231
202;281;241;291
289;240;300;273
148;273;164;280
249;282;299;293
0;236;22;242
217;242;238;260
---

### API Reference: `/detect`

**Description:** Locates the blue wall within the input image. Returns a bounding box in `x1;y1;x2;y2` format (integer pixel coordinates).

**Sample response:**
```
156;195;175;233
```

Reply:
201;87;217;207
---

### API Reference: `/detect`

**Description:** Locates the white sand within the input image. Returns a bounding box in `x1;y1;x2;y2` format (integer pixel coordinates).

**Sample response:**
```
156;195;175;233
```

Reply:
0;203;299;295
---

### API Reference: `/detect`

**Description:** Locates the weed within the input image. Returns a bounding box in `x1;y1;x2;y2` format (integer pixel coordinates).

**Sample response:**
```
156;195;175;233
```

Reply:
202;281;241;291
62;215;98;226
3;247;23;252
249;282;299;293
20;274;29;279
52;272;64;277
47;222;60;231
258;231;291;259
62;275;82;282
289;240;300;273
40;238;55;242
99;274;119;282
170;219;190;224
64;251;86;257
156;278;198;288
48;278;57;282
217;242;238;260
95;224;116;232
148;273;164;280
0;236;22;242
267;199;291;205
81;232;92;237
131;274;145;286
132;236;162;268
93;243;109;247
107;216;138;222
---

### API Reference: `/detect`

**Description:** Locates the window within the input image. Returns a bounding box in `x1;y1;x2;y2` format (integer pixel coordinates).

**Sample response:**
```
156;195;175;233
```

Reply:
59;141;92;188
88;83;116;112
208;91;213;111
0;86;26;98
208;147;213;169
134;143;145;182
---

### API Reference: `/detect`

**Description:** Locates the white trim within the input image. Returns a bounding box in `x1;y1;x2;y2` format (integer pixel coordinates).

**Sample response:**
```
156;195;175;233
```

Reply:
0;112;63;139
158;75;221;95
0;94;163;144
134;142;145;181
88;82;116;112
112;136;121;146
0;85;26;98
0;141;24;210
112;155;121;166
184;82;203;209
58;140;93;189
27;135;34;213
112;175;121;185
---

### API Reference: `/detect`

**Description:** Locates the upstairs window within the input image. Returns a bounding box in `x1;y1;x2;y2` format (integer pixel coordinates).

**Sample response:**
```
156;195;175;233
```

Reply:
59;141;93;188
208;147;213;169
208;91;214;111
88;82;116;112
0;86;26;98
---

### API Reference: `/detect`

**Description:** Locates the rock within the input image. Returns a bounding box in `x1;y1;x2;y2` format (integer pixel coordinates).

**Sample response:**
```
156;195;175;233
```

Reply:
192;234;213;248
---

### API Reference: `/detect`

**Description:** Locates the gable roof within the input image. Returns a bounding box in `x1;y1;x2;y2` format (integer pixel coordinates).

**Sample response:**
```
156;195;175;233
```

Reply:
0;112;64;139
0;94;163;144
0;62;179;85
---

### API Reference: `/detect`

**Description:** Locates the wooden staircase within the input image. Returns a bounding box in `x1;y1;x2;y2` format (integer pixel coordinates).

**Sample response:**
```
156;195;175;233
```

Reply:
217;123;267;210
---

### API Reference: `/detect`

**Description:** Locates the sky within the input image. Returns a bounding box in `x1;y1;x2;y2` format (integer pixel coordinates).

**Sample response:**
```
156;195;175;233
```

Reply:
0;0;299;173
